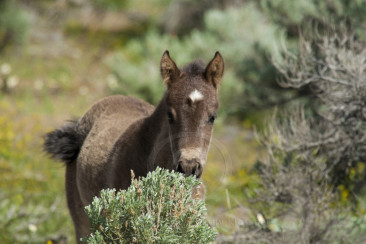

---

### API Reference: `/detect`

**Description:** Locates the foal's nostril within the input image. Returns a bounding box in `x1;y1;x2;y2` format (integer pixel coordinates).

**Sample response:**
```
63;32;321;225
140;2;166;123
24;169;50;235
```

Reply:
177;162;184;174
192;164;196;175
195;162;202;178
192;162;199;175
196;162;201;170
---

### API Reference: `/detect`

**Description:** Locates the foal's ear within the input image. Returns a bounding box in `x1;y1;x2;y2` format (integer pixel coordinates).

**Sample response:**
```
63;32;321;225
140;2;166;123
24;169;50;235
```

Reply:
205;52;224;88
160;50;181;85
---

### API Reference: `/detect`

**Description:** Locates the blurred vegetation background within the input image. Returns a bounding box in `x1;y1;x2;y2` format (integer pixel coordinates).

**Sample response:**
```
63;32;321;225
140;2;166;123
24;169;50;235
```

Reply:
1;0;366;243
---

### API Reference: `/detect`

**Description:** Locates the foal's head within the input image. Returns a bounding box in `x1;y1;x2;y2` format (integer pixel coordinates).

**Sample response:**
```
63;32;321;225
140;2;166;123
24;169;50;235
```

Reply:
160;51;224;178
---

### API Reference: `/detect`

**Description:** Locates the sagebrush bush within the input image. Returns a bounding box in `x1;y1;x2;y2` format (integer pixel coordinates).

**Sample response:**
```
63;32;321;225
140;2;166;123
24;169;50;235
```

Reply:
273;30;366;197
83;167;216;244
106;0;366;120
0;0;30;50
259;0;366;38
216;30;366;244
106;3;283;119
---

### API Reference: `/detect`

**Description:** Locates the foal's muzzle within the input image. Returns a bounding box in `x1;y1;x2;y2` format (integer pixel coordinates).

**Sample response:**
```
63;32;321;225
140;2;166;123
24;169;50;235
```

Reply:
177;159;202;178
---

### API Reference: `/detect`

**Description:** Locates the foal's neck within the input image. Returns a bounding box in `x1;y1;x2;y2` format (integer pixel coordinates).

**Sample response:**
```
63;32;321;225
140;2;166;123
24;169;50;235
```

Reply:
143;93;173;171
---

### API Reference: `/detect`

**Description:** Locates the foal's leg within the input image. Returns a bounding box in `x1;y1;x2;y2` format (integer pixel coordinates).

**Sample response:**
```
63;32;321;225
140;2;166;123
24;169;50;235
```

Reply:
65;162;91;243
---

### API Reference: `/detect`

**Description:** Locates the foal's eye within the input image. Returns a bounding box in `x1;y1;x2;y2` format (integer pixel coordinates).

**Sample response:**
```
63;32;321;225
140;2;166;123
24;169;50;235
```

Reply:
167;111;174;123
208;114;216;124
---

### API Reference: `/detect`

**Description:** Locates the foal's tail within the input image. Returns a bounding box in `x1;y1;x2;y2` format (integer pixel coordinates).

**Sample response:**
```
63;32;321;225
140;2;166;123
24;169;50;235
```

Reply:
43;120;82;164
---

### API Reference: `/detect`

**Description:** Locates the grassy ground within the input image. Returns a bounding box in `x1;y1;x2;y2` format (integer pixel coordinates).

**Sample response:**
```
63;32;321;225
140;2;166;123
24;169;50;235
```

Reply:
0;16;114;241
0;92;74;243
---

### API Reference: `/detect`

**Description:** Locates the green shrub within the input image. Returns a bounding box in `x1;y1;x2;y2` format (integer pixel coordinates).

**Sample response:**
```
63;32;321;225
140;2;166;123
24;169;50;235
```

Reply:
259;0;366;39
83;167;216;244
106;3;284;120
0;0;30;50
216;30;366;243
106;0;366;121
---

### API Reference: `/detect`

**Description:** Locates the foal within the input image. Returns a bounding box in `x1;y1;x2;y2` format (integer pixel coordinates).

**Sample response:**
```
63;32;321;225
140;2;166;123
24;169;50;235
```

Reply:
44;51;224;242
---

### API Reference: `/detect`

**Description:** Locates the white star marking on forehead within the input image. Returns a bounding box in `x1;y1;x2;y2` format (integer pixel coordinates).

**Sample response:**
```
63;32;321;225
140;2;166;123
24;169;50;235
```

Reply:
189;89;203;102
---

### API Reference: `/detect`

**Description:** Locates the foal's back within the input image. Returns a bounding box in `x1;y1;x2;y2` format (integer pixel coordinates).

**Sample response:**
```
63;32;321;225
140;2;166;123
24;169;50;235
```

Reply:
75;95;154;205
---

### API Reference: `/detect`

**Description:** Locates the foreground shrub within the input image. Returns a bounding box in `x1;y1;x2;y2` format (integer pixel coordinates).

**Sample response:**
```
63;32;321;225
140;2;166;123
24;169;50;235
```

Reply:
83;167;216;243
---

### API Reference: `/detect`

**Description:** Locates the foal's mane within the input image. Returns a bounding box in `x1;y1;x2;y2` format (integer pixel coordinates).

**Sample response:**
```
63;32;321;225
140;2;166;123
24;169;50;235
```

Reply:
182;60;206;76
